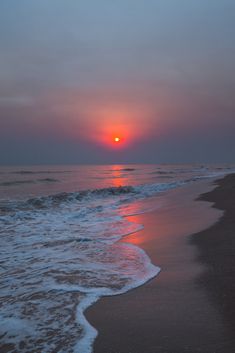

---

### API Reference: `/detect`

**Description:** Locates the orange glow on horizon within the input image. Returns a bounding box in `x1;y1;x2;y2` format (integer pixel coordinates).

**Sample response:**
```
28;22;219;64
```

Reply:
72;98;153;148
47;88;158;146
100;127;129;149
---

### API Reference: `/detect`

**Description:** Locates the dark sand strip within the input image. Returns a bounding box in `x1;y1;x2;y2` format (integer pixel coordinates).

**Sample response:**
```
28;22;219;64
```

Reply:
191;174;235;345
87;177;235;353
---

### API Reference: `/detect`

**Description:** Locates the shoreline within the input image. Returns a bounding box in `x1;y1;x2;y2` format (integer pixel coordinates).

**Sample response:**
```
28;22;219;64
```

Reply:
86;175;235;353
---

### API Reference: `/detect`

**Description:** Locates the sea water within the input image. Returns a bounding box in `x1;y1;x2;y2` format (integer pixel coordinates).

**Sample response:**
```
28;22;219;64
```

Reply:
0;164;234;352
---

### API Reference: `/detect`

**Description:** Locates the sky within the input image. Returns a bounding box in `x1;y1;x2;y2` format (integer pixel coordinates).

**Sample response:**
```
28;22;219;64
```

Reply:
0;0;235;164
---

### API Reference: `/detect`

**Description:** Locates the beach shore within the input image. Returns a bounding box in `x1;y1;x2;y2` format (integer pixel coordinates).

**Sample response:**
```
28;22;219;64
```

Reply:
87;175;235;353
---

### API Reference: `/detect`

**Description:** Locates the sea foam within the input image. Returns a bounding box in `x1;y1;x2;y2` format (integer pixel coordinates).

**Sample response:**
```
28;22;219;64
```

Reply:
0;182;165;352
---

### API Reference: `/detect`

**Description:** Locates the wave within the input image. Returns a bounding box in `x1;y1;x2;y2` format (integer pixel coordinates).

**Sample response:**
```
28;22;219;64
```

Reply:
0;185;134;211
119;168;136;171
0;180;36;186
0;178;59;187
0;182;183;214
38;178;59;183
11;170;71;175
150;170;176;175
1;172;228;216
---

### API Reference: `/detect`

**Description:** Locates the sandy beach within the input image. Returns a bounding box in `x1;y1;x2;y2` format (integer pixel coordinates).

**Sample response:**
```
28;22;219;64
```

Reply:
87;175;235;353
1;1;235;351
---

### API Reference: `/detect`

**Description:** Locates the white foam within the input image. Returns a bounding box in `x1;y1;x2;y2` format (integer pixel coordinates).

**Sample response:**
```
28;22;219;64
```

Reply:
0;186;161;352
51;242;160;353
75;294;99;353
0;316;34;336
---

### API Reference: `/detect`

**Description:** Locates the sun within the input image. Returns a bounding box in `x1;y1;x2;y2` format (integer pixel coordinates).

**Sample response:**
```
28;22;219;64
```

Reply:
114;137;120;142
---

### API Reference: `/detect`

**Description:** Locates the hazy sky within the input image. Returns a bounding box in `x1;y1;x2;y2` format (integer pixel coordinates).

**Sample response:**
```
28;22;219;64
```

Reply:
0;0;235;164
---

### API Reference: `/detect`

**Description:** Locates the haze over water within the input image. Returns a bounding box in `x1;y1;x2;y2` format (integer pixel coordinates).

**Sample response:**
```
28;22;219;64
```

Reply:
0;0;235;164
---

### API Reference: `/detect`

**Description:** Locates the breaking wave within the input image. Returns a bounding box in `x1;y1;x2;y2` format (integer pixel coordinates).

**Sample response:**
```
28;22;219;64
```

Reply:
0;182;185;214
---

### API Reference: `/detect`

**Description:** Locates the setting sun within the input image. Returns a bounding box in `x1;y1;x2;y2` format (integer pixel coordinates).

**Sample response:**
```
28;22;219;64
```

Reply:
114;137;120;142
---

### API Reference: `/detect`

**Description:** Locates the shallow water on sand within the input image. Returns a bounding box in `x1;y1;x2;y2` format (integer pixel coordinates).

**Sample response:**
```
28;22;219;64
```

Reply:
0;164;234;352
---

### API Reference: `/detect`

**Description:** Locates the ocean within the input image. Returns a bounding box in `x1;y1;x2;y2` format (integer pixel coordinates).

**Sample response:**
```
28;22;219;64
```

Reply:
0;164;234;353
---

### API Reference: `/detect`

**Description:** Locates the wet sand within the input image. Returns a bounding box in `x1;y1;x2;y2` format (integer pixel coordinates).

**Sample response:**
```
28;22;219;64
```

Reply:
87;176;235;353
